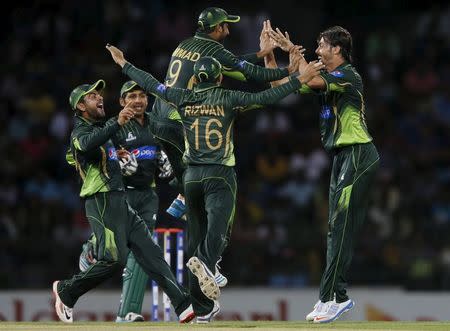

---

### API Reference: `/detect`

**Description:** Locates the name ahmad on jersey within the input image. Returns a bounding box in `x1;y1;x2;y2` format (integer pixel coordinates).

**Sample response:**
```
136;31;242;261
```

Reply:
184;105;225;117
172;47;201;62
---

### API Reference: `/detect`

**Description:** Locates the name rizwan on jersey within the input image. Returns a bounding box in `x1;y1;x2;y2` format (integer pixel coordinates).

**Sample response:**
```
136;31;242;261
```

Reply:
172;47;201;62
184;104;225;117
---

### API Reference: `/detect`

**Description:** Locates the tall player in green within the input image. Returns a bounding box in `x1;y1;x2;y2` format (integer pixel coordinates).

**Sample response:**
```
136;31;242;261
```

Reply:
152;7;299;221
267;25;380;323
106;44;324;323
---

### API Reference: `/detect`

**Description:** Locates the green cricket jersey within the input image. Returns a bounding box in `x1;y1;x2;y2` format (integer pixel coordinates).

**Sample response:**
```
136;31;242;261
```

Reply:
123;62;300;166
106;113;159;189
152;31;290;122
300;63;372;151
69;115;124;197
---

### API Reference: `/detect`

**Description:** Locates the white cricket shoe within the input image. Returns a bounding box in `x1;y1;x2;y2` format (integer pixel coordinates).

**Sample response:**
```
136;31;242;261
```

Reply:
179;304;195;323
52;281;73;323
306;300;330;321
215;257;228;288
196;300;220;324
187;257;220;300
313;299;355;323
115;312;144;322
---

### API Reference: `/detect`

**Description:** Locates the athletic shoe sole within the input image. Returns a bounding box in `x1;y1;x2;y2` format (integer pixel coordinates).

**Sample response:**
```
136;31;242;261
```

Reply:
52;281;73;323
313;300;355;323
187;257;220;300
178;304;195;323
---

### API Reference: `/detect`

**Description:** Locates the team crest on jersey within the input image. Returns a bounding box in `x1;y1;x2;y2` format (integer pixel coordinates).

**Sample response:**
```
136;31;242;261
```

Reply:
126;132;136;142
330;70;344;77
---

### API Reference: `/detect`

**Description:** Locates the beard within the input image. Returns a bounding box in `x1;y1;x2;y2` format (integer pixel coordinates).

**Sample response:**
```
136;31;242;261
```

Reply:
87;107;105;121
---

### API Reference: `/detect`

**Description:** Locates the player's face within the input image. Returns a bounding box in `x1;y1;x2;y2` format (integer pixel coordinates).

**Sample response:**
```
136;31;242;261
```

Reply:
315;37;334;69
81;91;104;120
121;89;148;116
217;23;229;40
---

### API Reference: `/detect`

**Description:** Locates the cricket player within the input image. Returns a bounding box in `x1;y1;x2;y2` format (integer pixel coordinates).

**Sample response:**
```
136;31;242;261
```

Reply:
267;25;380;323
53;80;194;324
150;8;300;289
106;44;324;323
151;7;299;221
77;81;174;322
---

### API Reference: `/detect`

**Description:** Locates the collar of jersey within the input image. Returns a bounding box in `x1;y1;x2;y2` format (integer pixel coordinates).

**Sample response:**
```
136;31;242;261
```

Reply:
194;32;223;46
194;82;221;92
129;112;150;126
75;114;103;126
335;62;351;70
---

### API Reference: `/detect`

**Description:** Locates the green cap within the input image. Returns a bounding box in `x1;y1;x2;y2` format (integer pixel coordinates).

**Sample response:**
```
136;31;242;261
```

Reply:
120;80;140;97
69;80;105;110
198;7;240;30
193;56;222;82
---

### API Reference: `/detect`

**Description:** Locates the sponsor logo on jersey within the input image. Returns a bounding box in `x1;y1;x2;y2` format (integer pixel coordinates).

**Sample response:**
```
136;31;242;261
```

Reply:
108;147;118;160
131;146;157;160
320;106;332;119
330;70;344;77
126;132;137;142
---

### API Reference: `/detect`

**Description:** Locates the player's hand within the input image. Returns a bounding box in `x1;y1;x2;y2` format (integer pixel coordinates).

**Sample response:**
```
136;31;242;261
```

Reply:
117;101;135;125
298;60;325;84
269;27;295;52
258;20;277;57
79;240;97;272
287;45;304;74
106;44;127;68
157;150;173;179
119;152;138;176
116;148;130;159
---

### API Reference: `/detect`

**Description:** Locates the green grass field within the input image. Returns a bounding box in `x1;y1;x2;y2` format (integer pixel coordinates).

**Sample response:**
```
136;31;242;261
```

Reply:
1;321;449;331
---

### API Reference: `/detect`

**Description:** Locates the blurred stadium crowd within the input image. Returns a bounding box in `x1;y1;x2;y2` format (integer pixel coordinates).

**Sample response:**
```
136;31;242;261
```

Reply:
1;1;449;290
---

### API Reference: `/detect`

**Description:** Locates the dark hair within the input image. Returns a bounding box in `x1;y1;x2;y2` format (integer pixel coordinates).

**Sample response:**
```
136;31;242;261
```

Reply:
318;26;353;63
197;22;225;34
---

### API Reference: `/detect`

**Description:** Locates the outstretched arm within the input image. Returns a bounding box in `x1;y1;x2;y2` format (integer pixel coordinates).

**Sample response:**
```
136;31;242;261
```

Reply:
106;44;186;106
217;21;300;83
233;60;325;110
264;22;307;87
268;30;326;91
240;19;281;64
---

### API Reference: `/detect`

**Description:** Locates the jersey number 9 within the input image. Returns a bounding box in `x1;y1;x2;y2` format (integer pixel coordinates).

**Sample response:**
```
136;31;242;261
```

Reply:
166;60;182;87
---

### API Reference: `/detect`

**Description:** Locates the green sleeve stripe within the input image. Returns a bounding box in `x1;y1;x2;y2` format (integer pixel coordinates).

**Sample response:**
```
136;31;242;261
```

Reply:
299;84;314;94
223;70;247;81
73;138;82;151
66;149;76;166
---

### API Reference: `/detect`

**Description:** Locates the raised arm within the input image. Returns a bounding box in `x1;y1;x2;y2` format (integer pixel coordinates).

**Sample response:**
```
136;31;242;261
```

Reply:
72;121;120;152
232;60;325;111
106;44;186;107
268;28;326;91
239;20;281;64
216;22;300;83
264;23;306;87
72;107;134;152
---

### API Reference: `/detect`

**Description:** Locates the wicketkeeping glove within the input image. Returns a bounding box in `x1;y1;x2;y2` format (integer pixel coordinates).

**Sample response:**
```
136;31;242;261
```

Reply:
158;150;173;178
119;153;138;176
